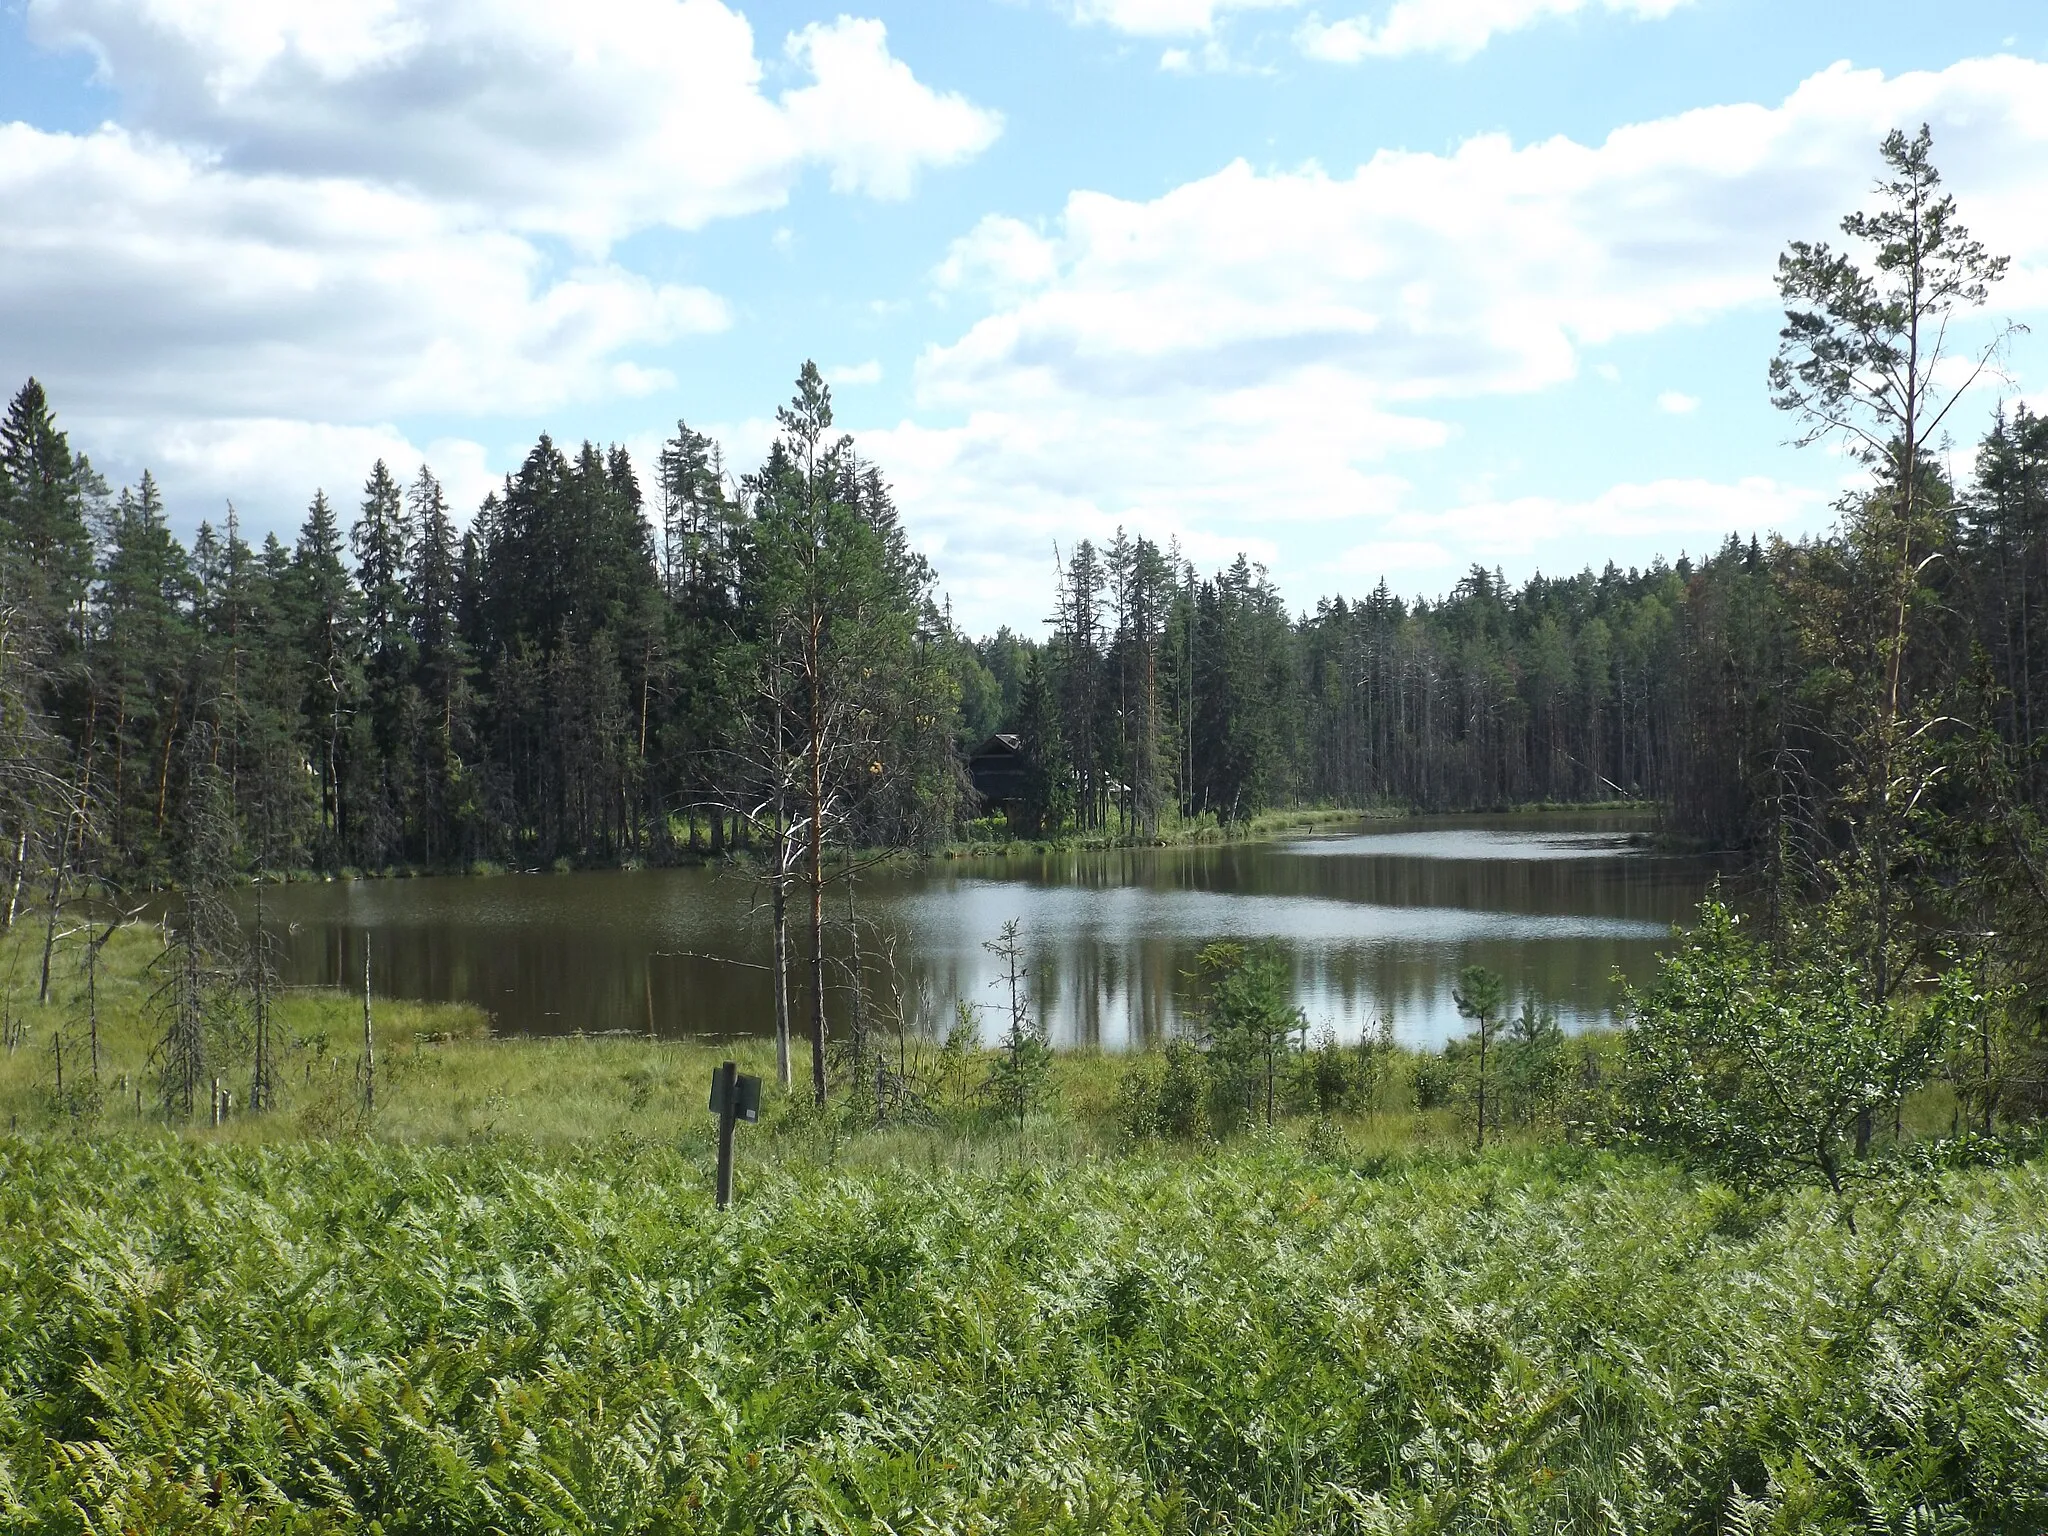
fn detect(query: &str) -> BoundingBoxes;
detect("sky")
[3,0,2047,635]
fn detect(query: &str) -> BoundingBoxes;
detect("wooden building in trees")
[968,733,1032,814]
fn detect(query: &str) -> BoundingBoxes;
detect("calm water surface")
[258,813,1723,1049]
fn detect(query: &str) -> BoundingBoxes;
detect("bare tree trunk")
[361,932,375,1118]
[808,752,827,1108]
[37,822,70,1005]
[2,829,24,932]
[771,869,792,1089]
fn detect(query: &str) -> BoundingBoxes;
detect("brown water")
[255,812,1723,1049]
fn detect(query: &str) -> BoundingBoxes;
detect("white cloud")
[1657,390,1699,414]
[933,215,1062,300]
[888,54,2048,628]
[0,122,734,431]
[1330,476,1828,592]
[7,1,996,541]
[1384,476,1824,559]
[825,360,884,387]
[0,122,726,426]
[27,0,1002,250]
[1299,0,1689,64]
[93,418,502,535]
[780,18,1003,203]
[1067,0,1298,39]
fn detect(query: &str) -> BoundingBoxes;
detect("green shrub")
[1115,1038,1211,1142]
[1414,1047,1458,1110]
[1292,1027,1358,1115]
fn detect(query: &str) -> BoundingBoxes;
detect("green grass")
[4,1136,2046,1531]
[942,804,1400,858]
[7,920,2047,1529]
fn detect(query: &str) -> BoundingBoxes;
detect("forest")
[7,129,2048,1117]
[8,116,2048,1534]
[6,361,2045,880]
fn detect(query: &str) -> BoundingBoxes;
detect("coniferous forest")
[7,362,2044,879]
[1,128,2046,1062]
[4,371,2047,871]
[14,114,2048,1534]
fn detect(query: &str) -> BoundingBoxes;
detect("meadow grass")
[5,920,2045,1530]
[5,1135,2046,1531]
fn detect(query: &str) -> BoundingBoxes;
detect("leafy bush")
[1413,1047,1458,1110]
[1292,1027,1358,1115]
[1621,899,1952,1202]
[1497,1003,1570,1127]
[1116,1038,1211,1142]
[1192,941,1304,1130]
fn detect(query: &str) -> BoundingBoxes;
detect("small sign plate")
[710,1070,764,1123]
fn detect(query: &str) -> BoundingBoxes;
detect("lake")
[255,812,1724,1050]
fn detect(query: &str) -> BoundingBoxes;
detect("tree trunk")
[1476,1021,1489,1152]
[808,762,827,1108]
[771,869,792,1089]
[3,829,25,931]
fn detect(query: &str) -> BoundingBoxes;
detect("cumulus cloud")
[0,122,726,421]
[824,360,884,387]
[1373,476,1824,561]
[892,54,2048,625]
[1065,0,1683,52]
[1299,0,1689,63]
[27,0,1001,249]
[1330,477,1828,590]
[1657,390,1699,414]
[1066,0,1299,39]
[85,417,503,534]
[7,0,996,532]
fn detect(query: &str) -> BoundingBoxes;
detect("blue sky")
[4,0,2046,633]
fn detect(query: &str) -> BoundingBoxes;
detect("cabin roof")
[970,732,1024,759]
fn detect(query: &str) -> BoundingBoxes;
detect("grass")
[7,919,2047,1529]
[942,804,1401,858]
[5,1136,2047,1531]
[5,919,1474,1152]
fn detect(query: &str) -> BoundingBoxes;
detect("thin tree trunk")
[772,868,792,1089]
[808,730,828,1108]
[38,828,68,1006]
[361,932,375,1117]
[3,829,25,931]
[1476,1020,1489,1152]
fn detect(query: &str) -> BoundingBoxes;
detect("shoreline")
[222,798,1666,885]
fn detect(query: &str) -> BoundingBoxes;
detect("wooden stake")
[714,1060,738,1210]
[362,933,375,1118]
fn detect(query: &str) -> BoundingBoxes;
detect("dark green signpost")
[707,1061,761,1209]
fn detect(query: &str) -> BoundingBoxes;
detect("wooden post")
[714,1060,738,1210]
[362,933,375,1118]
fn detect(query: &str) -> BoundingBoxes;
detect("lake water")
[255,812,1723,1050]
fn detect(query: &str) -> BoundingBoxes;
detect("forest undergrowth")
[5,1134,2047,1532]
[6,924,2048,1531]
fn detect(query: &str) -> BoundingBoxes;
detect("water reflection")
[254,813,1721,1049]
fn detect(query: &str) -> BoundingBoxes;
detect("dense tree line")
[2,366,2043,895]
[0,367,964,895]
[4,127,2048,1124]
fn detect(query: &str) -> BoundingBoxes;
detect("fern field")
[4,1137,2046,1533]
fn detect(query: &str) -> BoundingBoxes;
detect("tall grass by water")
[5,1136,2046,1531]
[6,921,2046,1529]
